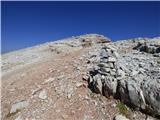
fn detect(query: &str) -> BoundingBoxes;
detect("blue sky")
[1,1,160,53]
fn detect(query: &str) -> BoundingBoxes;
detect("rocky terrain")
[1,34,160,120]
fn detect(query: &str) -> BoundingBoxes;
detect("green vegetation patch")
[116,102,129,117]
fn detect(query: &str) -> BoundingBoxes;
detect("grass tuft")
[116,102,129,117]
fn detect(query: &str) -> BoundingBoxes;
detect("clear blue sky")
[2,1,160,53]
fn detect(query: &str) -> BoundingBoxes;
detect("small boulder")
[113,114,129,120]
[10,100,29,114]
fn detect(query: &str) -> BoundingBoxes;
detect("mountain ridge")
[1,34,160,120]
[3,34,159,55]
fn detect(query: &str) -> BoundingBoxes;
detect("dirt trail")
[2,47,118,120]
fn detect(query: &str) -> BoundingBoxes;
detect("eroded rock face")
[88,45,118,97]
[87,38,160,117]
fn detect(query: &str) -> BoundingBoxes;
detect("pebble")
[62,114,68,119]
[76,82,83,87]
[108,57,116,62]
[38,89,47,100]
[42,77,55,85]
[111,103,117,108]
[82,75,89,81]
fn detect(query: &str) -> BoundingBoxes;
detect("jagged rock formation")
[88,45,118,97]
[1,34,160,120]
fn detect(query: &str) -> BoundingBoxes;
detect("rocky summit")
[1,34,160,120]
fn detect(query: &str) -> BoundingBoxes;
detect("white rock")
[20,73,26,77]
[62,114,68,119]
[114,114,129,120]
[82,75,89,81]
[65,66,68,69]
[94,74,102,94]
[108,57,116,62]
[42,77,55,85]
[130,70,139,76]
[111,103,117,108]
[101,75,105,79]
[67,93,72,99]
[76,82,83,87]
[113,51,119,58]
[10,100,29,113]
[55,109,61,113]
[117,69,126,78]
[38,90,47,100]
[15,115,23,120]
[9,88,15,92]
[67,88,74,99]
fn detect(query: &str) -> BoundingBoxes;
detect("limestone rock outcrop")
[87,38,160,117]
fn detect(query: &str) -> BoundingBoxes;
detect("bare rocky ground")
[1,34,160,120]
